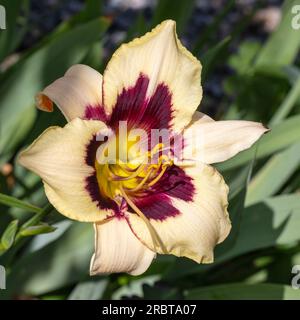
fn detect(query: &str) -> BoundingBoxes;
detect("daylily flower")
[18,20,268,276]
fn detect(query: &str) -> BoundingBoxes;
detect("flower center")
[95,136,172,253]
[95,138,173,201]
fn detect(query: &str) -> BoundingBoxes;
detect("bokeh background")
[1,0,300,300]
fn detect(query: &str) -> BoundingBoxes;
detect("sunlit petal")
[90,218,155,275]
[103,20,202,132]
[127,163,231,263]
[36,64,104,121]
[184,118,269,164]
[18,118,113,222]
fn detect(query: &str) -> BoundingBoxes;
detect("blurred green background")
[1,0,300,300]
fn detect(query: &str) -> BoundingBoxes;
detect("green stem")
[0,192,42,214]
[15,203,54,243]
[1,203,54,266]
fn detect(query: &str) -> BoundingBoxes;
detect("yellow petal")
[36,64,103,121]
[184,118,269,164]
[103,20,202,132]
[127,163,231,263]
[18,118,113,222]
[90,218,155,276]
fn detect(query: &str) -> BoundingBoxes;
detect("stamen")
[119,165,137,172]
[109,163,148,181]
[104,164,119,180]
[149,143,164,157]
[148,163,169,187]
[120,186,167,254]
[128,168,154,192]
[96,138,174,214]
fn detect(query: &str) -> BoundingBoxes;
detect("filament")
[120,186,167,254]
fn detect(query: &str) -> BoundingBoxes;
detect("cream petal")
[90,218,156,276]
[189,110,214,124]
[18,118,113,222]
[127,163,231,263]
[183,119,269,164]
[36,64,103,121]
[103,20,202,132]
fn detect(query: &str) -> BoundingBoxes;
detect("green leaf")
[228,41,261,75]
[217,114,300,171]
[17,203,53,236]
[0,17,109,164]
[193,0,235,54]
[246,143,300,205]
[185,283,300,300]
[255,0,300,67]
[224,71,289,123]
[224,0,300,123]
[68,279,108,300]
[1,220,18,250]
[226,166,250,200]
[3,222,93,297]
[0,0,29,61]
[19,223,56,237]
[164,194,300,280]
[83,0,103,20]
[27,220,72,252]
[0,242,5,253]
[143,282,181,300]
[219,194,300,262]
[125,11,148,42]
[152,0,196,34]
[82,42,103,70]
[216,162,253,255]
[112,275,160,300]
[0,192,42,214]
[269,73,300,126]
[201,37,230,81]
[283,65,300,85]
